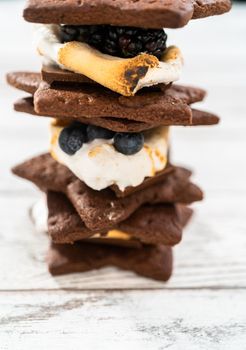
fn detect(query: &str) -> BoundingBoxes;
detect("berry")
[61,25,167,59]
[114,132,144,155]
[87,125,115,142]
[59,123,87,155]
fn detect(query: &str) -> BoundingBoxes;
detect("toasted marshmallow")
[50,122,169,191]
[34,24,183,96]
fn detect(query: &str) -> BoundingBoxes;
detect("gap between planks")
[1,286,246,293]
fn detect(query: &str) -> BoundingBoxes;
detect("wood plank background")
[0,1,245,348]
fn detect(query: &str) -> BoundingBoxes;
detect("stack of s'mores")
[7,0,231,281]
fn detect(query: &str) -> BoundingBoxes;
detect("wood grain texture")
[0,2,245,348]
[1,290,246,350]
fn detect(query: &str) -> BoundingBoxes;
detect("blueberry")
[59,123,87,155]
[87,125,115,141]
[114,133,144,155]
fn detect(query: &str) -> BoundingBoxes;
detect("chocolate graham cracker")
[33,82,204,124]
[7,72,220,128]
[7,72,39,95]
[14,96,220,132]
[47,242,173,281]
[47,191,192,245]
[67,170,201,230]
[6,71,40,95]
[12,153,202,231]
[23,0,231,29]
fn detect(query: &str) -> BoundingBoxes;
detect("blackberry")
[61,25,167,59]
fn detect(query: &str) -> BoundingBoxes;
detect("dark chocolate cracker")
[47,191,192,245]
[6,72,40,95]
[8,71,220,128]
[189,109,219,126]
[14,97,37,116]
[14,97,220,132]
[47,191,142,248]
[23,0,231,29]
[12,153,202,231]
[66,169,201,231]
[47,241,173,281]
[7,71,207,125]
[13,96,158,132]
[34,81,205,125]
[12,153,77,193]
[42,65,95,85]
[193,0,231,19]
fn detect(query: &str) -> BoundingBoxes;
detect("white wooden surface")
[0,2,246,348]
